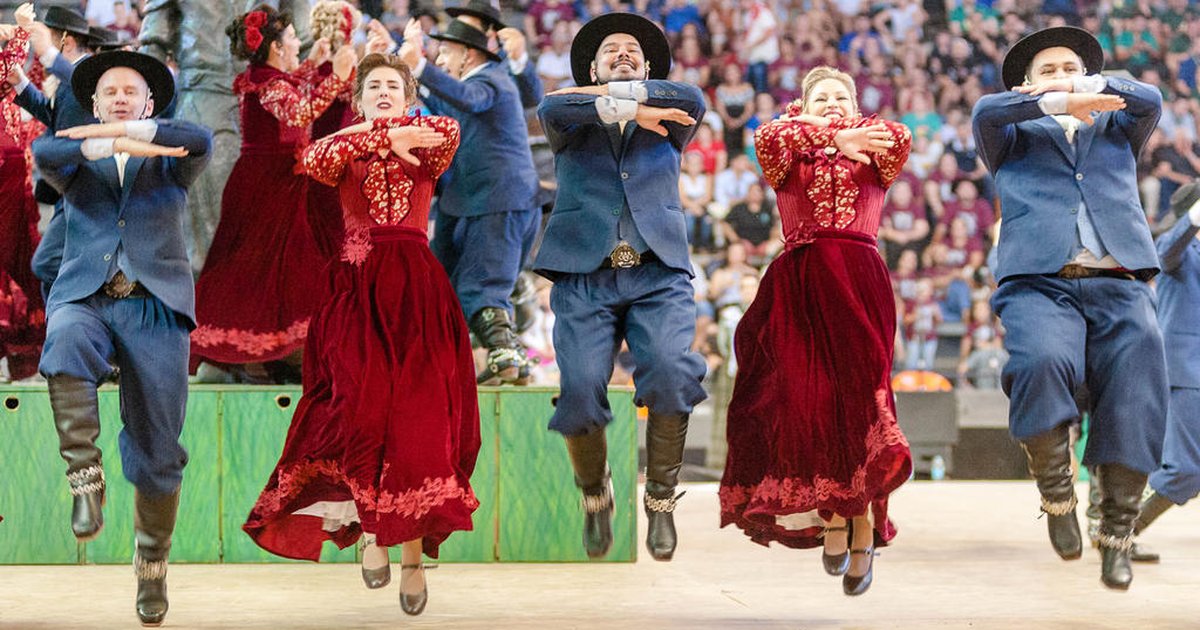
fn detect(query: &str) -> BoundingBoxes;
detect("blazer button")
[117,219,126,227]
[103,254,112,261]
[621,172,629,180]
[612,208,621,216]
[1075,173,1084,181]
[1070,208,1078,214]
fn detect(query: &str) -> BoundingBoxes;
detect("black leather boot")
[48,376,105,541]
[1129,491,1172,563]
[134,489,180,626]
[564,430,612,559]
[1086,465,1102,548]
[644,412,688,561]
[1097,464,1146,590]
[469,307,529,385]
[1019,424,1082,560]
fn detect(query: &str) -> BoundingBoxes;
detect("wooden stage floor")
[1,481,1196,629]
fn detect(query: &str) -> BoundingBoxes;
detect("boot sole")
[74,524,103,543]
[1101,578,1131,591]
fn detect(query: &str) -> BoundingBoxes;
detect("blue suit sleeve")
[31,136,86,193]
[1158,213,1200,273]
[418,64,499,114]
[153,120,214,187]
[14,84,54,127]
[641,81,705,150]
[49,53,74,82]
[971,91,1045,174]
[537,93,604,152]
[514,64,543,109]
[1102,76,1162,157]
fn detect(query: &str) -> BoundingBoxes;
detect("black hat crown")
[43,6,90,38]
[430,19,501,62]
[446,0,505,30]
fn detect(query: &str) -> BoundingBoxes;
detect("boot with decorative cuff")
[1020,424,1082,560]
[48,375,106,541]
[565,430,613,558]
[134,489,180,626]
[1097,463,1147,590]
[644,412,689,561]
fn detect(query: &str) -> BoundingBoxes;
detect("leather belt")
[600,243,658,269]
[101,271,150,299]
[1054,264,1135,281]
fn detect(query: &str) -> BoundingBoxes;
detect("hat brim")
[571,13,670,87]
[1001,26,1104,89]
[445,6,506,30]
[72,51,175,118]
[430,32,502,62]
[44,19,90,38]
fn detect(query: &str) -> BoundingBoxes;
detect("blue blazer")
[1155,214,1200,388]
[419,61,539,217]
[534,81,705,277]
[972,76,1162,282]
[33,120,213,326]
[15,53,94,131]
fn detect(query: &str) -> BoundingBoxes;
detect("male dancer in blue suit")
[445,0,542,109]
[6,6,95,292]
[536,13,707,561]
[398,18,541,385]
[972,26,1166,590]
[34,50,211,625]
[1128,181,1200,552]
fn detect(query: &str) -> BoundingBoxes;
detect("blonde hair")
[311,1,361,51]
[800,66,858,113]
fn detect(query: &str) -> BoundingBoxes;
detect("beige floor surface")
[1,481,1197,630]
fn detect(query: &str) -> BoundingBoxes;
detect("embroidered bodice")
[233,60,351,152]
[303,115,460,263]
[0,28,44,180]
[755,105,911,246]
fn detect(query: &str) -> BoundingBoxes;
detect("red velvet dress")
[0,28,45,380]
[191,61,349,366]
[243,116,481,559]
[719,111,915,549]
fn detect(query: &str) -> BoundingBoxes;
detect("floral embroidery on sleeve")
[257,66,352,129]
[410,115,460,179]
[754,116,839,189]
[867,119,911,187]
[302,127,392,187]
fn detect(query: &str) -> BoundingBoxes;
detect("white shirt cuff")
[39,47,59,69]
[415,57,428,79]
[15,76,29,96]
[596,96,639,124]
[1039,91,1069,115]
[508,53,528,76]
[125,120,158,142]
[607,81,647,103]
[1188,197,1200,226]
[81,138,116,160]
[1073,74,1107,94]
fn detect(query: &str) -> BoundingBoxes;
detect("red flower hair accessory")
[244,10,267,52]
[341,5,354,43]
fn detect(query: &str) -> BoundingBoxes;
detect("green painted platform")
[0,385,638,564]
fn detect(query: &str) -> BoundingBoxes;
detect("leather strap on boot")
[48,376,105,541]
[469,307,529,384]
[1097,463,1147,590]
[134,489,180,626]
[1019,424,1081,560]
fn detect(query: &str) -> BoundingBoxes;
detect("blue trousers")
[431,208,540,321]
[992,275,1167,473]
[1150,386,1200,504]
[549,262,708,437]
[39,293,190,496]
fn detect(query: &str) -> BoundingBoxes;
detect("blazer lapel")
[99,157,122,199]
[620,120,637,155]
[120,156,146,209]
[1034,116,1075,166]
[604,122,623,161]
[1075,116,1100,163]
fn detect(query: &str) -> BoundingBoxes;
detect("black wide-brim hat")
[571,12,669,87]
[446,0,505,30]
[72,51,176,117]
[88,26,121,50]
[430,19,501,62]
[42,6,90,38]
[1001,26,1104,89]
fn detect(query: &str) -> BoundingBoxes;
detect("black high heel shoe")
[399,563,429,616]
[360,537,391,590]
[821,525,850,576]
[842,547,875,596]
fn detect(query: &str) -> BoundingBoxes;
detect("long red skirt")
[243,227,481,560]
[719,230,912,549]
[191,149,325,365]
[0,145,44,380]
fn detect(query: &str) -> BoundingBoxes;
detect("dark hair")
[353,53,418,111]
[227,4,293,65]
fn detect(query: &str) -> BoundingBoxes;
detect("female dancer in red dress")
[243,53,479,617]
[719,66,913,596]
[190,5,355,380]
[0,4,45,381]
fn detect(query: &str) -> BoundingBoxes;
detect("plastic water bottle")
[930,455,946,481]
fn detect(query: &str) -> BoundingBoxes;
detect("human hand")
[833,124,894,164]
[1065,92,1125,125]
[634,105,696,136]
[386,125,446,165]
[113,138,188,158]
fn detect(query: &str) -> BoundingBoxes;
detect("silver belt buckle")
[609,242,641,269]
[103,271,136,299]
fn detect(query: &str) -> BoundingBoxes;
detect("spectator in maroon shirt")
[879,178,930,267]
[923,152,964,222]
[685,121,728,176]
[524,0,577,49]
[768,37,808,106]
[935,179,994,244]
[855,54,896,116]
